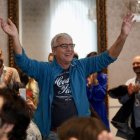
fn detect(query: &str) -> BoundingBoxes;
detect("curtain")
[49,0,97,58]
[20,0,97,60]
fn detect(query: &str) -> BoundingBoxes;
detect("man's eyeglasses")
[54,44,75,49]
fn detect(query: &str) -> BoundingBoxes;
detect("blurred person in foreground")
[12,80,42,140]
[0,88,30,140]
[58,117,114,140]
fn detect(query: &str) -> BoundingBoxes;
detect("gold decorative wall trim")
[97,0,107,53]
[96,0,108,116]
[8,0,19,67]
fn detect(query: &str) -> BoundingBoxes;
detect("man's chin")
[65,58,73,63]
[133,68,140,73]
[135,71,140,74]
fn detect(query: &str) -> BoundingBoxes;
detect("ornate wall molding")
[96,0,108,115]
[8,0,18,67]
[97,0,107,53]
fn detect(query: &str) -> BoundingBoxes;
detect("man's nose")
[133,64,140,68]
[67,46,73,51]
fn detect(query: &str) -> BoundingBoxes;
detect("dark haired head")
[58,117,107,140]
[20,73,29,86]
[0,88,30,140]
[12,82,25,95]
[73,53,79,59]
[86,51,97,58]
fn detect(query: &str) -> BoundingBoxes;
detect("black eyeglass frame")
[53,44,75,49]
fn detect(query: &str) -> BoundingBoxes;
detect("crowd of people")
[0,12,136,140]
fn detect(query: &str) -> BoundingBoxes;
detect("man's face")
[132,56,140,74]
[52,36,74,67]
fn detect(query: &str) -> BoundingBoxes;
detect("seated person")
[58,117,114,140]
[0,88,30,140]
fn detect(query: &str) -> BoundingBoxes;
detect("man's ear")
[52,48,56,55]
[2,123,14,133]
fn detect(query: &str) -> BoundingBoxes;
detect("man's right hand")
[0,18,18,37]
[0,18,22,54]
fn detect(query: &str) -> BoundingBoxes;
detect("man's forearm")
[108,33,127,58]
[12,35,22,55]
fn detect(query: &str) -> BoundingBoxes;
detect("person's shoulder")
[7,66,18,72]
[4,66,20,75]
[4,66,15,70]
